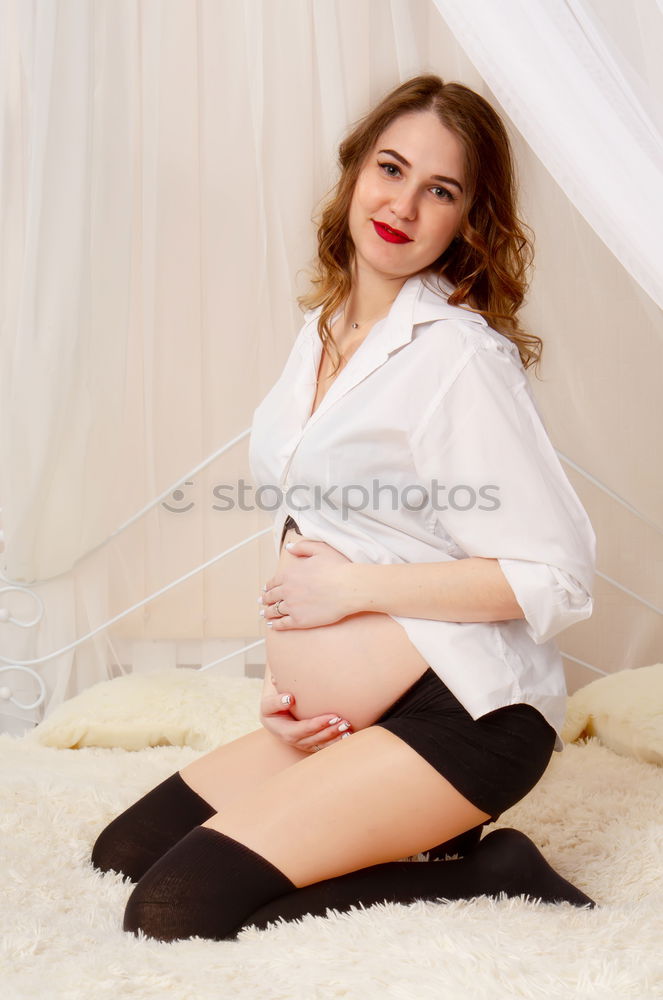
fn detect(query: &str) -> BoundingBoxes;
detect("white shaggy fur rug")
[2,718,663,998]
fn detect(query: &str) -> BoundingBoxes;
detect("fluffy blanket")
[2,716,663,997]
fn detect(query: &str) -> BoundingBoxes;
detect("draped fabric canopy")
[0,0,661,734]
[434,0,663,310]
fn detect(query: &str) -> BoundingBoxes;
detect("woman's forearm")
[343,557,525,624]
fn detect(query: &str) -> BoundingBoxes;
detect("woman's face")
[347,109,466,282]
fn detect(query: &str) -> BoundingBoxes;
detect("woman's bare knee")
[179,726,308,812]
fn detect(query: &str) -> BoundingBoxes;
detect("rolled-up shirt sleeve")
[410,335,597,643]
[496,559,593,644]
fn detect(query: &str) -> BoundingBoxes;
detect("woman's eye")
[378,161,400,177]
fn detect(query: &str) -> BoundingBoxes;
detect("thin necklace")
[342,307,361,330]
[342,308,381,331]
[343,295,397,330]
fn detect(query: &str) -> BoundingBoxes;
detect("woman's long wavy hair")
[297,75,542,376]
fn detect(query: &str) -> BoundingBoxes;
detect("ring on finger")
[274,599,286,617]
[312,744,321,752]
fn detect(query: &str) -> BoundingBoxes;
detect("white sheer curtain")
[0,0,661,735]
[433,0,663,308]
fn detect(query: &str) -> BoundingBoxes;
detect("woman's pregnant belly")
[266,526,431,731]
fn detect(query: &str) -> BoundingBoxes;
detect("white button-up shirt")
[249,269,596,752]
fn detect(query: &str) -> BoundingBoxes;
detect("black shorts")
[374,667,557,823]
[279,515,557,822]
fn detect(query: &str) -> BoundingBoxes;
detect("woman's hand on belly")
[260,537,355,629]
[259,685,354,754]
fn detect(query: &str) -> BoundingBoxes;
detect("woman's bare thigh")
[204,726,492,888]
[179,726,308,813]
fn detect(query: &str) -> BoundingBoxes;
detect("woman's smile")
[372,219,413,243]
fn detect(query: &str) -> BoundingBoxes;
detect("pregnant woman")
[92,75,598,940]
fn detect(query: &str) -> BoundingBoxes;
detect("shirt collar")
[303,268,487,356]
[387,269,488,354]
[296,270,489,429]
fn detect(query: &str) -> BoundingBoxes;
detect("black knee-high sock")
[242,828,596,933]
[91,771,216,882]
[123,826,297,942]
[123,826,595,944]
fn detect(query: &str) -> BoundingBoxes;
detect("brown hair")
[297,74,542,377]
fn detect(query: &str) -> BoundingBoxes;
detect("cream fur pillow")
[561,663,663,765]
[25,669,263,751]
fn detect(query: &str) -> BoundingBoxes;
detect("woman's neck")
[343,267,410,331]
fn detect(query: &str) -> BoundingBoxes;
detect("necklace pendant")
[351,322,359,329]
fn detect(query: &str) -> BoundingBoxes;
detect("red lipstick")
[372,220,412,244]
